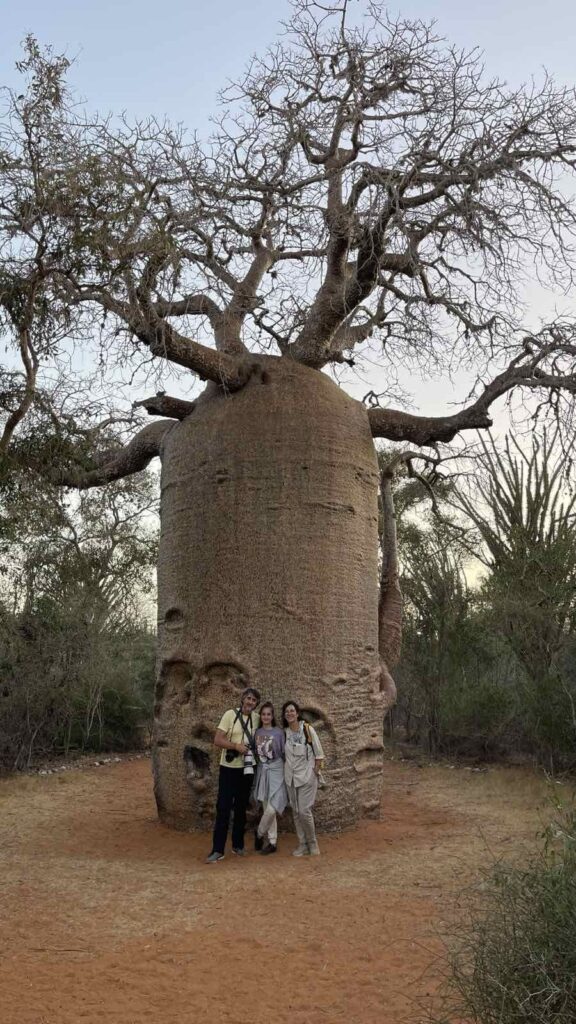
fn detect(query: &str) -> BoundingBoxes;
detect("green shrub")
[438,674,515,757]
[0,607,155,766]
[520,676,576,772]
[433,806,576,1023]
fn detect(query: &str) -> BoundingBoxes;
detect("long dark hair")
[281,700,301,727]
[259,701,277,727]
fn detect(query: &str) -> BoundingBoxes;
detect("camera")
[243,748,256,776]
[225,749,237,763]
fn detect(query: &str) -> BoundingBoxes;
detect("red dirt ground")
[0,755,560,1024]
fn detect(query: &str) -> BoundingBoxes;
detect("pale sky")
[3,0,576,120]
[2,0,576,426]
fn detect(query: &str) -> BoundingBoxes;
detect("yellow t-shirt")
[217,709,260,768]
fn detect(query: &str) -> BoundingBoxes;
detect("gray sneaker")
[205,851,225,863]
[308,842,320,856]
[232,847,248,857]
[292,845,310,857]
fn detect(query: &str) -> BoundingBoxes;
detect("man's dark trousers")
[212,766,254,853]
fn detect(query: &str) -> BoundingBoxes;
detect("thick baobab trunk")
[152,359,386,831]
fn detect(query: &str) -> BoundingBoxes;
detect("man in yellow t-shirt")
[206,686,261,863]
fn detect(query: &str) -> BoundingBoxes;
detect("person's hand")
[236,742,248,755]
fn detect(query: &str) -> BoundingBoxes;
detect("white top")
[284,722,324,787]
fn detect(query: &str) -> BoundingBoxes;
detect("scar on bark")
[154,659,193,725]
[164,606,185,629]
[194,661,249,698]
[157,660,193,708]
[184,663,250,794]
[183,743,212,792]
[354,746,385,774]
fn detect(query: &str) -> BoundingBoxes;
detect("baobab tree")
[3,2,576,829]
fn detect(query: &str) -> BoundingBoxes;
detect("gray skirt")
[254,759,288,814]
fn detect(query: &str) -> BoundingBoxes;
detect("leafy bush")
[0,603,155,766]
[0,468,157,767]
[433,805,576,1023]
[438,674,515,758]
[519,675,576,772]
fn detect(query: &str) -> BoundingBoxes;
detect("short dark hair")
[241,686,261,704]
[259,701,276,727]
[281,700,301,727]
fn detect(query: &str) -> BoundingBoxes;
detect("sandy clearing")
[0,756,562,1024]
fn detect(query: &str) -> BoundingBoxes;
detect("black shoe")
[260,843,277,855]
[254,831,264,852]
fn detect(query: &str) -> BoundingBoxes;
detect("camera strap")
[232,708,255,749]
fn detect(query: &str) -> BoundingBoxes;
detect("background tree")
[453,432,576,768]
[390,432,576,768]
[394,523,515,761]
[375,455,508,760]
[0,463,157,767]
[0,38,88,454]
[2,1,576,828]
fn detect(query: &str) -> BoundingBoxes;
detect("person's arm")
[213,729,248,755]
[213,711,248,755]
[309,726,325,772]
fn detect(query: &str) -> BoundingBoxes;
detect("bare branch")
[154,293,223,322]
[368,403,492,447]
[126,308,254,389]
[369,323,576,445]
[51,421,175,490]
[0,329,39,454]
[134,394,197,420]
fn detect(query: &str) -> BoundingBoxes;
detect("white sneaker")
[292,845,310,857]
[308,842,320,856]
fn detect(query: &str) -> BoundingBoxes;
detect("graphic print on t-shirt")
[256,732,274,762]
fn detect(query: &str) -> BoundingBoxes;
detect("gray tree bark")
[152,359,386,830]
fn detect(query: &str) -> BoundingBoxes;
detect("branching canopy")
[2,3,576,475]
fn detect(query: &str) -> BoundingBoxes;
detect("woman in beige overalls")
[282,700,324,857]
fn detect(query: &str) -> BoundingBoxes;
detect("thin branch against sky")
[3,1,576,126]
[2,0,576,426]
